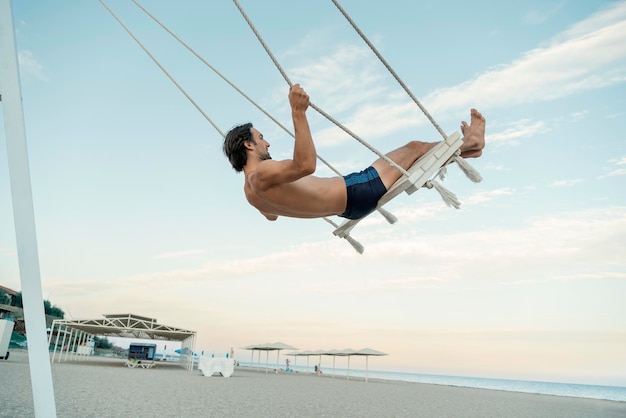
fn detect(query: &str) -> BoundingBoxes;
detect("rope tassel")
[450,153,483,183]
[425,180,461,209]
[377,207,397,224]
[345,235,365,254]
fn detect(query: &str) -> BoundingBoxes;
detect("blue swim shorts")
[340,166,387,220]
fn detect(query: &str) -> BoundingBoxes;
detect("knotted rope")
[100,0,371,253]
[231,0,410,179]
[331,0,482,184]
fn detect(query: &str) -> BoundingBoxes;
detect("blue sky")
[1,0,625,385]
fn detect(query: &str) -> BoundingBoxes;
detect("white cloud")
[0,248,17,258]
[47,206,626,298]
[550,179,583,187]
[484,162,504,171]
[599,168,626,178]
[464,187,514,204]
[487,119,551,146]
[523,1,569,25]
[599,156,626,178]
[154,249,211,260]
[18,50,47,81]
[424,3,626,114]
[286,2,626,148]
[553,271,626,281]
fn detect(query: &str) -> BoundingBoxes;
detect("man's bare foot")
[459,108,485,158]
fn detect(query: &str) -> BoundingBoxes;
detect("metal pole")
[0,1,56,416]
[63,329,74,362]
[51,324,63,363]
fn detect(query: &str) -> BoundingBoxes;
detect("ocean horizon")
[238,361,626,403]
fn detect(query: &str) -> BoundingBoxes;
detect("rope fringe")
[425,180,461,209]
[450,154,483,183]
[345,236,365,254]
[377,207,397,224]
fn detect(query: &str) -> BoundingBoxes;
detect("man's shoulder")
[248,159,286,184]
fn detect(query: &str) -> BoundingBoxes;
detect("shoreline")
[1,350,624,418]
[238,362,626,402]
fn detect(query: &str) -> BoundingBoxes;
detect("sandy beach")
[0,350,624,418]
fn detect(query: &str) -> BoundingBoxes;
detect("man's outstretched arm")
[289,84,316,177]
[251,85,317,190]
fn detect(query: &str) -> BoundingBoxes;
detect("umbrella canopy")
[286,350,316,372]
[352,348,388,382]
[284,347,387,382]
[241,342,297,374]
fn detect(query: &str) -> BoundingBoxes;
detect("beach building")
[49,313,196,370]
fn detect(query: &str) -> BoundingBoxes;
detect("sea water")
[239,362,626,402]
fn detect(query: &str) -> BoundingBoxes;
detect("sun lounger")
[124,359,155,369]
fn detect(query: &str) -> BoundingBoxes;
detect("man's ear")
[243,140,255,151]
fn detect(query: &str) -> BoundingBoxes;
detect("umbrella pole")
[265,351,269,374]
[366,356,369,383]
[332,356,336,379]
[275,350,279,375]
[347,356,351,381]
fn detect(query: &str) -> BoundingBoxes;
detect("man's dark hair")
[223,122,254,172]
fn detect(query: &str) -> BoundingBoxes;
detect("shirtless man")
[223,84,485,221]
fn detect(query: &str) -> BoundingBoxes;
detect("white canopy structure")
[287,347,387,382]
[241,342,297,374]
[49,313,197,370]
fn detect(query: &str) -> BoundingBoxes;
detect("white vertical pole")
[51,325,62,363]
[0,1,57,417]
[63,329,74,361]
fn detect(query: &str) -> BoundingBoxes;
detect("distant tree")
[94,336,113,349]
[47,306,64,318]
[0,289,11,305]
[43,300,64,319]
[12,291,22,308]
[9,292,64,318]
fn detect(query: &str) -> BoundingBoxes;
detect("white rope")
[323,218,364,254]
[449,152,483,183]
[425,180,460,209]
[101,0,371,252]
[99,0,223,137]
[128,0,339,176]
[231,0,410,179]
[131,0,400,223]
[331,0,447,141]
[332,0,483,184]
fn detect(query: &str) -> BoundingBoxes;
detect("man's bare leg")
[371,108,486,190]
[371,141,437,189]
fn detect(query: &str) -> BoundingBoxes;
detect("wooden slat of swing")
[333,132,463,238]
